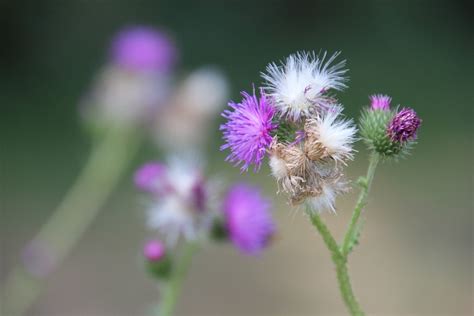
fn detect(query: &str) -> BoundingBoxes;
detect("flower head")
[220,89,278,172]
[369,94,391,111]
[140,158,212,246]
[223,183,275,255]
[143,239,166,262]
[110,26,177,72]
[387,108,421,143]
[262,51,347,120]
[304,106,357,163]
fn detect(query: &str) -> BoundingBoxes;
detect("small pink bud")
[143,240,166,261]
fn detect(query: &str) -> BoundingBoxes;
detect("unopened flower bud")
[143,239,166,261]
[387,108,421,143]
[144,240,172,280]
[359,96,421,158]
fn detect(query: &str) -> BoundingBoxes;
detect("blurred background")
[1,0,472,315]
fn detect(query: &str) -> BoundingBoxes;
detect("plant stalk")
[159,242,198,316]
[342,153,379,256]
[309,213,364,316]
[307,153,380,315]
[2,127,141,316]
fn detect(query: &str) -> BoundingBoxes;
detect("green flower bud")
[359,108,402,157]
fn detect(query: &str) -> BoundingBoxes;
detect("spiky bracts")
[359,95,421,158]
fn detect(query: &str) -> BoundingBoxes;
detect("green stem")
[159,242,198,316]
[2,127,141,316]
[341,153,379,256]
[309,212,364,316]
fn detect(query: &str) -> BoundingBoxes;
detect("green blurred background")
[2,0,473,315]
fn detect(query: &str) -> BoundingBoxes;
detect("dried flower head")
[262,51,347,120]
[387,108,421,143]
[223,183,275,255]
[269,141,349,212]
[306,163,350,213]
[220,89,278,172]
[369,94,391,111]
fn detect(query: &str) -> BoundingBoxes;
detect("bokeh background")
[2,0,473,315]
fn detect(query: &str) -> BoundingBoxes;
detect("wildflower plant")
[134,159,276,315]
[220,51,422,316]
[2,25,229,316]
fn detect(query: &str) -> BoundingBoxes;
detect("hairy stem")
[341,153,379,256]
[2,127,141,316]
[309,213,365,316]
[159,242,198,316]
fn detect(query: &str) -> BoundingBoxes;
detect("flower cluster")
[134,159,276,267]
[359,94,421,158]
[221,52,356,213]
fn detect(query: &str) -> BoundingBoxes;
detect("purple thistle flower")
[110,26,177,72]
[223,183,275,255]
[387,108,421,142]
[220,89,278,172]
[134,162,167,193]
[143,239,166,261]
[369,94,391,111]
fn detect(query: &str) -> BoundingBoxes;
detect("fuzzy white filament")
[306,105,357,164]
[261,51,348,120]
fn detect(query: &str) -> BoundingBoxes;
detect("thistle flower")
[269,141,348,212]
[139,158,212,246]
[369,94,391,111]
[221,51,353,214]
[261,51,347,120]
[110,26,177,73]
[304,106,357,164]
[360,96,421,158]
[223,183,275,255]
[387,108,421,143]
[220,89,278,172]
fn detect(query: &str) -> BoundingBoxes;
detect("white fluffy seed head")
[261,51,348,121]
[306,105,357,163]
